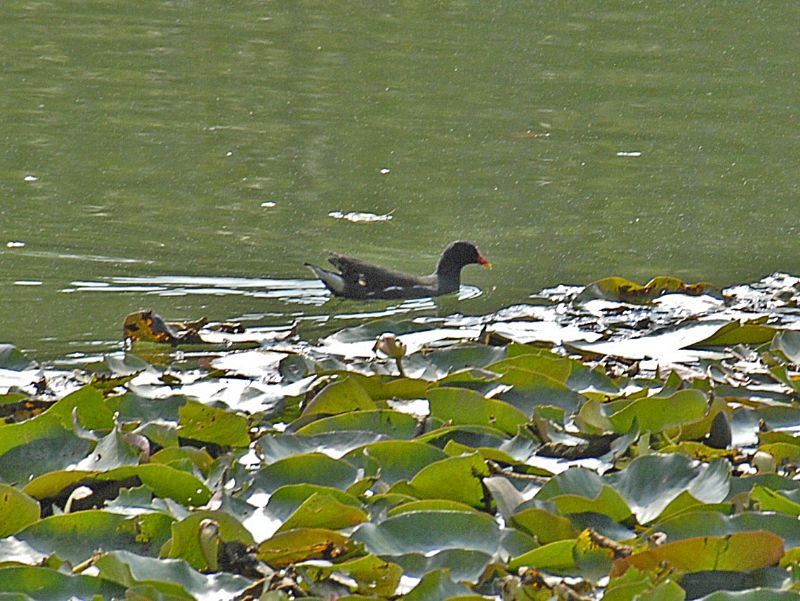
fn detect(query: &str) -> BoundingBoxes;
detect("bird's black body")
[305,240,491,300]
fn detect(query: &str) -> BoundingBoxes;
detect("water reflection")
[64,275,484,321]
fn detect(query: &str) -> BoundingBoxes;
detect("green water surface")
[1,1,798,360]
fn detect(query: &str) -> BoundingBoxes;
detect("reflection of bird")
[305,240,491,300]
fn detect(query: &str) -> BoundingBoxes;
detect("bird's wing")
[327,253,433,292]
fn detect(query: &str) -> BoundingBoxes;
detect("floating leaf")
[0,485,39,537]
[655,510,800,549]
[537,468,632,522]
[302,553,403,597]
[16,510,173,564]
[277,492,368,533]
[575,276,718,304]
[610,531,784,576]
[511,507,577,544]
[386,499,479,516]
[508,539,577,572]
[23,464,211,507]
[401,345,507,381]
[251,452,359,494]
[94,549,252,600]
[302,376,376,417]
[344,440,448,484]
[495,366,584,413]
[427,387,528,436]
[772,330,800,364]
[0,345,36,371]
[178,400,250,447]
[691,319,778,347]
[162,511,254,570]
[403,569,475,601]
[353,510,501,556]
[606,454,730,524]
[751,485,800,517]
[261,484,363,521]
[294,409,419,438]
[408,453,490,508]
[0,566,126,599]
[257,527,350,567]
[605,389,709,434]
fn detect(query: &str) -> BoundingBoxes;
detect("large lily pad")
[610,531,784,576]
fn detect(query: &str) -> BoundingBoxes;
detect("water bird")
[305,240,491,299]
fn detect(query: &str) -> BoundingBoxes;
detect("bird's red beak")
[479,255,492,270]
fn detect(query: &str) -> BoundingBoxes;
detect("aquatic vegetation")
[2,274,800,599]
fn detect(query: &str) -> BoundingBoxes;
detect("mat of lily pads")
[2,273,800,600]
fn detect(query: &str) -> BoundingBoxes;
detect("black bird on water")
[305,240,491,300]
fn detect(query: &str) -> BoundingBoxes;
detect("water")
[1,1,798,360]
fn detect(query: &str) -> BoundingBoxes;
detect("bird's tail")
[305,263,345,295]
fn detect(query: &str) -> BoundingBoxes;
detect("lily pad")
[427,387,528,436]
[0,486,39,537]
[0,566,126,599]
[251,452,360,493]
[408,453,490,508]
[575,276,718,304]
[610,531,784,576]
[352,510,502,556]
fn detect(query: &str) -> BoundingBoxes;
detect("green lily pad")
[344,440,448,484]
[16,510,173,564]
[427,387,528,436]
[260,431,390,464]
[494,366,584,413]
[386,499,480,516]
[575,276,718,304]
[0,566,125,600]
[403,569,475,601]
[301,554,403,597]
[353,510,501,556]
[256,527,351,567]
[276,492,368,533]
[294,409,420,438]
[417,424,516,450]
[537,468,632,522]
[0,345,37,371]
[74,427,144,471]
[23,464,211,507]
[772,330,800,364]
[178,400,250,447]
[508,539,577,572]
[393,549,496,583]
[162,510,255,570]
[610,531,784,576]
[601,389,709,434]
[0,485,39,537]
[302,376,376,417]
[401,345,507,381]
[511,507,578,544]
[655,510,800,549]
[94,549,253,600]
[751,485,800,517]
[408,453,490,508]
[690,319,779,347]
[490,350,618,394]
[606,454,730,524]
[251,452,359,493]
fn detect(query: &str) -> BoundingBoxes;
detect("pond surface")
[1,1,798,360]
